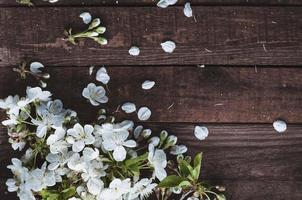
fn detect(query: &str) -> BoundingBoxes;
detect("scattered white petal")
[80,12,92,24]
[89,66,94,75]
[142,80,155,90]
[137,107,151,121]
[184,2,193,17]
[96,67,110,84]
[161,41,176,53]
[121,102,136,113]
[30,62,44,74]
[129,46,140,56]
[273,120,287,133]
[157,0,178,8]
[194,125,209,140]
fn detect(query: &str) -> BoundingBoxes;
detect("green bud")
[93,37,108,45]
[160,130,168,141]
[86,31,99,37]
[89,18,101,30]
[167,135,177,146]
[96,27,106,34]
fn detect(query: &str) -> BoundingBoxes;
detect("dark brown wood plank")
[1,6,302,66]
[1,124,302,199]
[1,66,302,123]
[1,179,302,200]
[1,0,302,6]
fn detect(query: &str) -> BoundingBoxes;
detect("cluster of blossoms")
[1,67,225,200]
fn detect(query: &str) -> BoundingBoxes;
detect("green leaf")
[178,180,192,188]
[178,160,191,177]
[125,153,148,167]
[192,152,202,180]
[61,187,76,199]
[158,175,186,188]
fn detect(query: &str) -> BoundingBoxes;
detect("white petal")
[194,126,209,140]
[142,80,155,90]
[30,62,44,74]
[273,120,287,133]
[184,2,193,17]
[155,167,167,181]
[96,67,110,84]
[121,102,136,113]
[157,0,169,8]
[72,140,85,152]
[113,146,127,161]
[161,41,176,53]
[89,66,94,75]
[123,140,137,148]
[87,178,103,195]
[134,125,143,139]
[137,107,151,121]
[129,46,140,56]
[79,12,92,24]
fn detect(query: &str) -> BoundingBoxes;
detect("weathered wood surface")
[1,123,302,199]
[1,66,302,123]
[1,6,302,66]
[1,0,302,6]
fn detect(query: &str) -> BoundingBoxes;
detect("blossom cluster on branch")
[1,65,225,200]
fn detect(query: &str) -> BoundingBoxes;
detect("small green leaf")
[158,175,186,188]
[178,160,191,177]
[192,152,202,180]
[61,187,76,199]
[178,180,192,188]
[216,194,226,200]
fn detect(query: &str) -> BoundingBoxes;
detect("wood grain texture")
[1,66,302,123]
[1,180,302,200]
[1,123,302,199]
[1,6,302,66]
[1,0,302,6]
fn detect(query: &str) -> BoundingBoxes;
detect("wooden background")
[1,0,302,199]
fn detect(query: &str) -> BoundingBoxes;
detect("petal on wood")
[138,107,152,121]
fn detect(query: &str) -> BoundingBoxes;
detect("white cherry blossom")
[82,83,108,106]
[148,144,167,181]
[96,67,110,84]
[18,87,51,108]
[67,123,95,152]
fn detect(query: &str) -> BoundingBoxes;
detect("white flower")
[80,12,92,24]
[273,120,287,133]
[47,128,69,154]
[96,67,110,84]
[184,2,193,17]
[102,124,136,161]
[82,83,108,106]
[121,102,136,113]
[137,107,151,121]
[128,46,140,56]
[67,123,95,152]
[18,87,51,108]
[46,150,72,171]
[129,178,157,199]
[30,62,44,74]
[170,145,187,155]
[194,126,209,140]
[157,0,178,8]
[142,80,155,90]
[87,177,104,195]
[99,178,131,200]
[148,144,167,181]
[149,136,160,146]
[161,41,176,53]
[0,95,20,116]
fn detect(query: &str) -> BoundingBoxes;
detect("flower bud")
[142,129,152,138]
[160,130,168,141]
[94,37,108,45]
[42,73,50,79]
[89,18,101,30]
[39,80,47,88]
[167,135,177,146]
[96,27,106,34]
